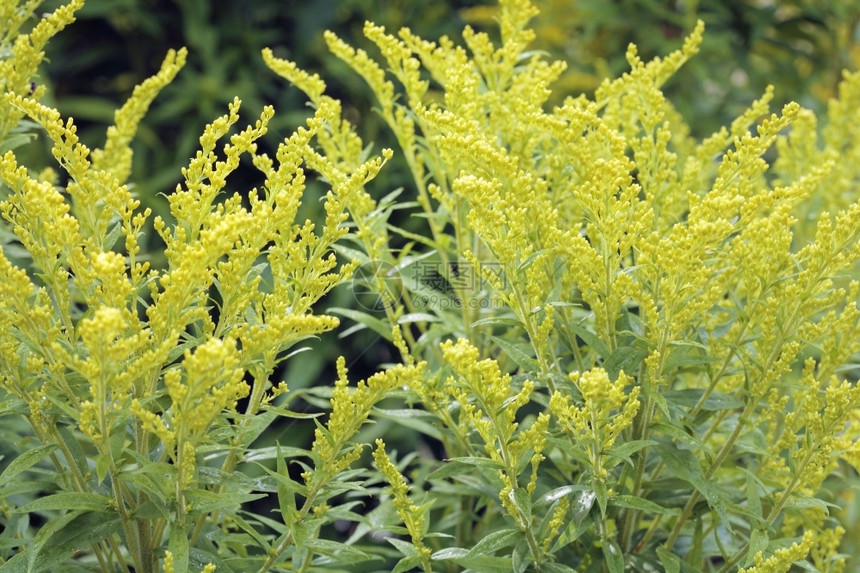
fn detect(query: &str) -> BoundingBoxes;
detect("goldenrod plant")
[2,0,860,572]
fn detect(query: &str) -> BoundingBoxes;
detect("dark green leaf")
[0,512,121,573]
[654,438,730,531]
[686,517,703,568]
[568,322,609,360]
[27,511,82,573]
[604,345,647,380]
[56,426,88,480]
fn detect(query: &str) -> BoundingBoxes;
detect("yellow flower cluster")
[304,358,426,490]
[551,368,640,481]
[441,338,550,531]
[738,531,815,573]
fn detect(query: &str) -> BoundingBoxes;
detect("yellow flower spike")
[363,22,428,108]
[262,48,327,104]
[172,337,248,437]
[306,358,426,489]
[372,440,432,569]
[398,27,467,87]
[323,29,395,117]
[0,0,83,140]
[91,47,187,184]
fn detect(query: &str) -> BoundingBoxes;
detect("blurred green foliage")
[463,0,860,134]
[33,0,859,195]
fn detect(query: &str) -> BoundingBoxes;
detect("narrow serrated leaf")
[0,444,56,488]
[16,492,110,513]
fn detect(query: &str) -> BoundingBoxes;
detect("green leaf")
[593,479,609,517]
[27,511,83,573]
[489,335,540,372]
[184,489,266,515]
[572,489,596,526]
[466,528,521,557]
[541,564,579,573]
[602,538,624,573]
[372,408,443,440]
[276,443,298,524]
[169,526,189,573]
[536,485,584,508]
[0,133,37,153]
[387,537,418,558]
[656,546,681,573]
[130,500,169,520]
[471,315,523,328]
[330,307,393,341]
[432,547,469,561]
[0,512,122,573]
[568,321,609,360]
[654,438,730,531]
[686,517,703,568]
[604,345,647,380]
[392,554,422,573]
[303,538,372,560]
[612,495,666,514]
[56,426,88,479]
[454,553,514,572]
[605,439,657,468]
[428,457,504,480]
[398,312,440,324]
[0,444,56,489]
[16,492,111,513]
[662,389,743,411]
